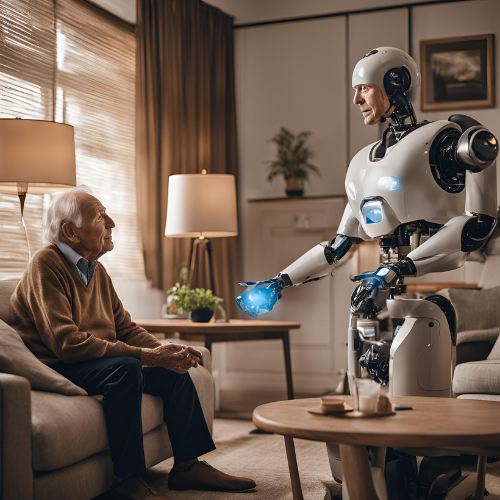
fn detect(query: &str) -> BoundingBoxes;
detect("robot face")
[353,84,392,126]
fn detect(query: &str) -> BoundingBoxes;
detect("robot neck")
[389,93,417,131]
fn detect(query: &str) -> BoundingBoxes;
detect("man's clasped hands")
[140,342,203,373]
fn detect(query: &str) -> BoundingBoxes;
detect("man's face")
[353,84,392,125]
[67,193,115,261]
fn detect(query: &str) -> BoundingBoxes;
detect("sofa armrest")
[161,339,212,374]
[457,327,500,345]
[0,373,33,500]
[456,328,500,365]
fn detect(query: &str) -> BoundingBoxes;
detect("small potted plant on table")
[167,284,222,323]
[266,127,320,197]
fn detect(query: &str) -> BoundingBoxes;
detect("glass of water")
[353,378,380,413]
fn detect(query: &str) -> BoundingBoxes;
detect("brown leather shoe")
[168,460,256,492]
[110,474,171,499]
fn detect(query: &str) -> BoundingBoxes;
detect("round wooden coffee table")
[253,396,500,500]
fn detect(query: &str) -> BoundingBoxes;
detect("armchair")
[0,279,215,500]
[439,250,500,401]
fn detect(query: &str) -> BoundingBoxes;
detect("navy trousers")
[54,356,216,477]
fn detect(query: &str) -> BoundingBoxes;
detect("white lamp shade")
[165,173,238,238]
[0,119,76,194]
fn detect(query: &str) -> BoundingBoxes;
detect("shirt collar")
[57,241,89,267]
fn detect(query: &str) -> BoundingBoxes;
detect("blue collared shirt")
[56,242,98,286]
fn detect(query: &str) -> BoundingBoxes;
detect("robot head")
[352,47,421,100]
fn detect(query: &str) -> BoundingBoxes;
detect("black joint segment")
[324,246,336,265]
[278,273,293,288]
[448,114,482,132]
[461,215,498,252]
[330,235,353,261]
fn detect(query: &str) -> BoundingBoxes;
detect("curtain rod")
[233,0,468,29]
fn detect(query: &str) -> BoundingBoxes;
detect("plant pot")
[285,178,304,197]
[189,308,214,323]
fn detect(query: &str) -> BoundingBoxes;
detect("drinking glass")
[353,378,380,413]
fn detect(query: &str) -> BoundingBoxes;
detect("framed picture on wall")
[420,34,494,111]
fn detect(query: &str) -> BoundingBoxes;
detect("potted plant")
[167,284,222,323]
[266,127,320,197]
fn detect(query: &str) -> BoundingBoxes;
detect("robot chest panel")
[345,120,465,237]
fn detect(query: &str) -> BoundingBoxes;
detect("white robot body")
[344,120,464,239]
[387,298,452,397]
[238,45,498,500]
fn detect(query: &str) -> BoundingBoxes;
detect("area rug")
[102,418,500,499]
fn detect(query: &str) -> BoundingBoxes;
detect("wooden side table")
[253,396,500,500]
[135,319,301,400]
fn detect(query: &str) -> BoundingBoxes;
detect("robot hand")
[236,278,284,318]
[350,278,382,314]
[353,258,416,289]
[351,259,416,314]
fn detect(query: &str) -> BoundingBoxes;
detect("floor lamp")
[165,173,238,294]
[0,119,76,258]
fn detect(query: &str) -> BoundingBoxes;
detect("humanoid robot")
[237,47,498,499]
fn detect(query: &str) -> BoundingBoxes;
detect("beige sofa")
[0,279,214,500]
[439,250,500,401]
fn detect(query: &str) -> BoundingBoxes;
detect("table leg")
[282,332,294,400]
[284,436,303,500]
[339,444,379,500]
[475,455,486,500]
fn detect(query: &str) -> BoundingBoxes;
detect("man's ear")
[61,222,80,243]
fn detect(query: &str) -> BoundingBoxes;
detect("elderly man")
[10,186,256,500]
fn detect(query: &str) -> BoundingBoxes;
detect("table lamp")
[0,119,76,258]
[165,172,238,292]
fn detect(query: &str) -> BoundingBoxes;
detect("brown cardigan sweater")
[10,245,161,366]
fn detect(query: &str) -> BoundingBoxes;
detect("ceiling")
[88,0,136,24]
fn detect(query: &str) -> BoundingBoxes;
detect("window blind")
[0,0,55,278]
[55,0,144,278]
[0,0,145,280]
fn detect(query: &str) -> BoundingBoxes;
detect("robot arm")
[450,114,498,172]
[351,212,497,312]
[237,204,362,317]
[407,214,496,276]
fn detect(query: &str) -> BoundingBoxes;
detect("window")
[0,0,145,279]
[0,0,55,277]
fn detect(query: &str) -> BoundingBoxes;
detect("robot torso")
[345,120,465,239]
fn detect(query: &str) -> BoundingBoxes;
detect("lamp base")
[18,189,32,260]
[188,237,215,292]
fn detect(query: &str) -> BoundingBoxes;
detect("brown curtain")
[136,0,241,317]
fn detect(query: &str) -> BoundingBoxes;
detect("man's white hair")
[42,185,94,246]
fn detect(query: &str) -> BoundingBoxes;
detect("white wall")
[205,0,449,25]
[113,279,164,320]
[411,0,500,199]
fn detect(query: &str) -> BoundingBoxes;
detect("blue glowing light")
[377,175,400,191]
[389,176,399,190]
[237,280,283,318]
[366,208,382,224]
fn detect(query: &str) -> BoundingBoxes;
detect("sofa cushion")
[445,286,500,332]
[31,363,213,471]
[0,279,18,324]
[0,320,87,396]
[453,359,500,395]
[478,255,500,289]
[31,391,164,471]
[457,394,500,402]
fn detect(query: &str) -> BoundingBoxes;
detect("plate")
[307,403,354,416]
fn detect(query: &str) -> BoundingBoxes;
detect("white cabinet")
[223,196,358,396]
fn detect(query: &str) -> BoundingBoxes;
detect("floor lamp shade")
[0,119,76,194]
[165,174,238,238]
